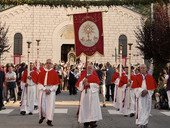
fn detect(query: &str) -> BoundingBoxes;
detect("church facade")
[0,5,144,66]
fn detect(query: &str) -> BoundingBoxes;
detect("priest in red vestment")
[131,64,158,128]
[37,59,61,126]
[76,64,102,128]
[20,63,38,115]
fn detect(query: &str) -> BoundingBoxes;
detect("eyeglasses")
[46,62,52,64]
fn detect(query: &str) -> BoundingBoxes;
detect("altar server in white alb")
[118,67,135,117]
[131,64,157,128]
[76,64,102,128]
[38,59,61,126]
[111,65,125,110]
[20,63,38,115]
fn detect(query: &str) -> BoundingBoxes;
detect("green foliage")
[135,3,170,82]
[0,0,169,7]
[0,23,10,63]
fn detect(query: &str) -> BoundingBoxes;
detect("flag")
[73,12,104,58]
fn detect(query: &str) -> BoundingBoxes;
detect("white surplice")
[134,75,153,126]
[20,80,36,113]
[78,79,102,123]
[113,78,120,109]
[119,83,131,115]
[38,69,58,121]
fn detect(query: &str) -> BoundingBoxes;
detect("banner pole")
[85,56,88,93]
[26,41,32,106]
[127,43,133,109]
[119,44,123,103]
[36,40,40,99]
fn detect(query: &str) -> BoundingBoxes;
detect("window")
[14,33,22,55]
[119,35,127,57]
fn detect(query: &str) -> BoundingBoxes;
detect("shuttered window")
[14,33,22,55]
[119,35,127,57]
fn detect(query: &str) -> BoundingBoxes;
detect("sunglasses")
[46,62,52,64]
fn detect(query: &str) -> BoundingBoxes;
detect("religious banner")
[73,12,104,58]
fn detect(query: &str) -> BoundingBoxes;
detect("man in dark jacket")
[0,68,5,111]
[96,64,104,92]
[105,62,115,101]
[69,65,77,95]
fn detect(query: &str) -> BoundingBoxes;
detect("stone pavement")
[0,91,170,128]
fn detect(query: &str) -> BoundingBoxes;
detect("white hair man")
[76,64,102,128]
[131,64,158,128]
[38,59,61,126]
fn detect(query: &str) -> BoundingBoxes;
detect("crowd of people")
[0,59,170,128]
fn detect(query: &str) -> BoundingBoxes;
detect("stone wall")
[0,5,144,66]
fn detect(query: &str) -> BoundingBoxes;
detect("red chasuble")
[131,74,158,90]
[33,66,45,72]
[21,70,39,84]
[75,70,98,87]
[118,74,135,88]
[37,69,61,86]
[39,67,45,72]
[111,72,125,83]
[75,73,100,88]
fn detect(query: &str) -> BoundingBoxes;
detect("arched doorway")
[61,44,74,63]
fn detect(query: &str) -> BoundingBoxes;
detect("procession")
[0,0,170,128]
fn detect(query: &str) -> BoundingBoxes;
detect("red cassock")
[75,70,98,87]
[33,66,45,72]
[131,74,158,90]
[39,67,45,72]
[111,72,125,83]
[33,66,37,72]
[21,70,39,84]
[37,69,61,86]
[118,74,135,88]
[75,73,100,88]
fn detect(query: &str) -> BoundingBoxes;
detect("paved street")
[0,91,170,128]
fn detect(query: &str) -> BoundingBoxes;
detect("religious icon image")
[78,21,99,47]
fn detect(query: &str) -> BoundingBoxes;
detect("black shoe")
[124,115,128,117]
[90,124,97,128]
[90,122,97,128]
[47,120,53,126]
[84,122,90,127]
[116,109,120,111]
[28,112,33,115]
[1,107,6,110]
[130,113,135,117]
[39,117,45,124]
[20,111,26,115]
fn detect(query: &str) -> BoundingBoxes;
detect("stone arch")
[52,21,74,63]
[3,15,9,20]
[118,11,123,16]
[124,13,128,17]
[19,9,25,13]
[8,13,14,17]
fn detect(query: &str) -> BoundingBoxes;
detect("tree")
[0,0,169,7]
[135,3,170,83]
[0,23,10,65]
